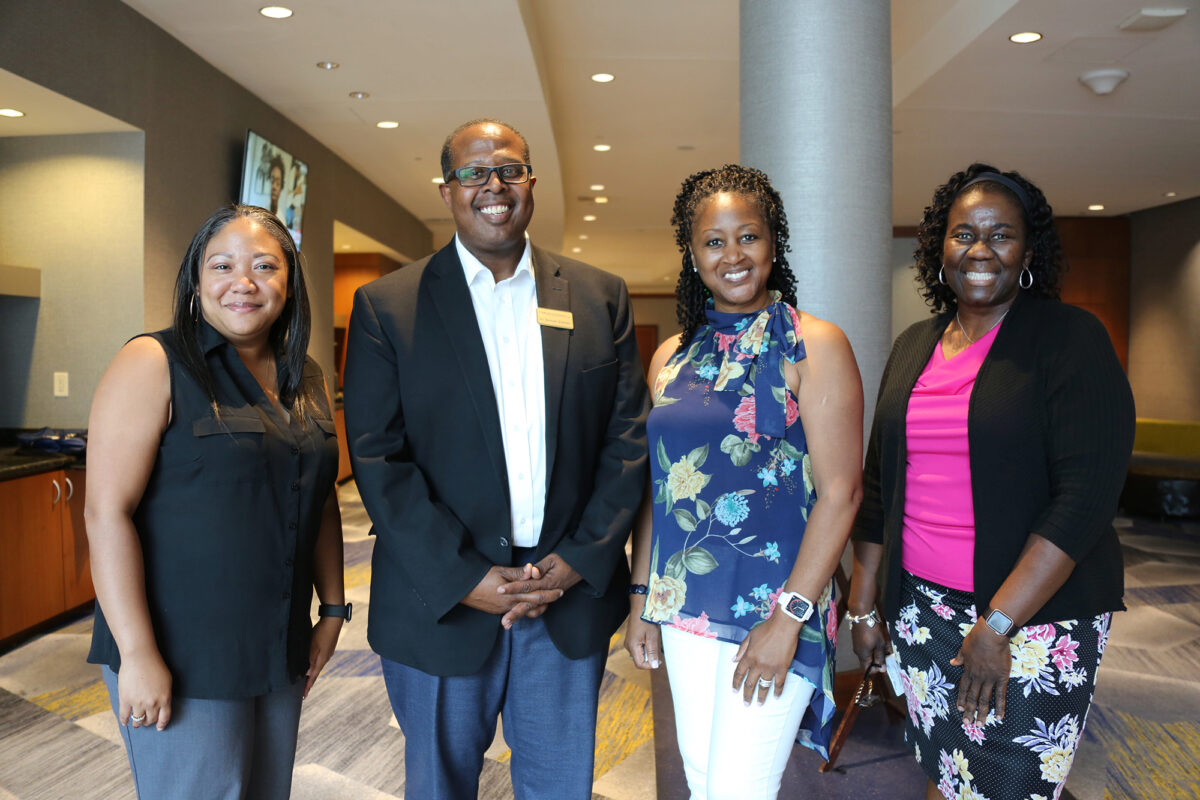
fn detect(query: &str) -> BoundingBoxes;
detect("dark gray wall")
[1129,195,1200,421]
[0,0,432,379]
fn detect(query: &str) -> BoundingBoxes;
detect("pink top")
[900,321,1003,591]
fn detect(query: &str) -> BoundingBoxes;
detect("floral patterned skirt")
[890,571,1111,800]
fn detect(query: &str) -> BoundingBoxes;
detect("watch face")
[986,609,1012,635]
[786,596,812,620]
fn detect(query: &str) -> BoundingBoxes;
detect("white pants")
[661,625,816,800]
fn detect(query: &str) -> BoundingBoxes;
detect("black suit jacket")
[344,241,649,676]
[852,292,1134,625]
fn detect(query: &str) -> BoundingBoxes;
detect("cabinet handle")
[52,478,62,506]
[65,476,75,501]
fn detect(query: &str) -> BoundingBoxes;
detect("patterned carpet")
[0,483,1196,799]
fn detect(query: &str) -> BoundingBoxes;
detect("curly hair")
[669,164,798,349]
[914,162,1064,313]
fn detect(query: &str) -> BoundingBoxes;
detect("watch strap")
[318,602,352,622]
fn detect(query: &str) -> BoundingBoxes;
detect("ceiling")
[6,1,1197,290]
[0,69,137,136]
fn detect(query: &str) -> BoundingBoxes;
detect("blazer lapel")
[426,244,508,483]
[533,247,570,486]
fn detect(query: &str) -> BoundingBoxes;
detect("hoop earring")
[1019,267,1033,289]
[938,266,947,285]
[189,294,198,319]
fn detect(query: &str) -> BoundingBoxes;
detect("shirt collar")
[197,317,229,354]
[455,234,534,289]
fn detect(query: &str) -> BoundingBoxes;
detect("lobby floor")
[0,482,1197,799]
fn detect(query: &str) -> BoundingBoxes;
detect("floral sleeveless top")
[641,294,837,757]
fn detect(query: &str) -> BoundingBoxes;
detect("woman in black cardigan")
[849,163,1134,800]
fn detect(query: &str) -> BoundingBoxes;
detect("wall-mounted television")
[239,130,308,248]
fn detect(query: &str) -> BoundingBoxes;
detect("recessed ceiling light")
[593,144,611,152]
[591,73,615,83]
[432,177,445,184]
[1009,31,1042,43]
[583,215,597,222]
[348,91,370,99]
[578,234,588,240]
[316,61,339,70]
[589,184,605,192]
[0,108,25,117]
[572,247,583,253]
[1165,191,1177,197]
[340,244,352,250]
[1087,204,1105,211]
[259,6,293,19]
[594,197,609,204]
[376,121,399,129]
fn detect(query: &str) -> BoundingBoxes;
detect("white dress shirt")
[456,235,547,548]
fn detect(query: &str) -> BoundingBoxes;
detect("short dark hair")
[170,204,316,418]
[914,162,1064,313]
[669,164,798,349]
[440,118,530,181]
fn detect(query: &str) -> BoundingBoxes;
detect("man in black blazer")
[343,119,648,800]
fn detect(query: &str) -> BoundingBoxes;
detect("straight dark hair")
[170,204,315,419]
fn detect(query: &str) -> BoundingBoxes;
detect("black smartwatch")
[318,602,352,622]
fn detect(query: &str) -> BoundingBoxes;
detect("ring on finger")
[130,712,147,723]
[757,677,773,689]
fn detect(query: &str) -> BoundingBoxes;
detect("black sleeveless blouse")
[88,322,339,699]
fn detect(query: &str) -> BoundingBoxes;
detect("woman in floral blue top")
[625,165,864,799]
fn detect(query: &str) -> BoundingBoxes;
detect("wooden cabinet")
[61,470,93,608]
[0,468,91,641]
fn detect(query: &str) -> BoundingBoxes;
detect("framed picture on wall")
[239,129,308,248]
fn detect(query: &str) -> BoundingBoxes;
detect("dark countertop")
[0,447,79,481]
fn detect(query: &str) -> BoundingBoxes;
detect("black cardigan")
[852,292,1135,625]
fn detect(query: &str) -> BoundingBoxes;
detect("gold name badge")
[537,307,574,330]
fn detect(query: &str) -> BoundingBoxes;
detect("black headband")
[958,172,1034,222]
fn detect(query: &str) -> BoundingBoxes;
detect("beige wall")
[0,133,144,428]
[630,295,678,348]
[1129,196,1200,422]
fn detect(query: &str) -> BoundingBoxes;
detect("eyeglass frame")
[445,163,533,187]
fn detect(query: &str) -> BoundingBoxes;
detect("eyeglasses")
[448,163,532,187]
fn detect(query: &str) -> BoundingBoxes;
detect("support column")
[740,0,893,441]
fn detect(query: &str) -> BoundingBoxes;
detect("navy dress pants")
[381,614,606,800]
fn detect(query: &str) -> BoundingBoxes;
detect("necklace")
[956,308,1009,345]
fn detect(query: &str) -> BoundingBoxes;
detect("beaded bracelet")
[628,584,649,595]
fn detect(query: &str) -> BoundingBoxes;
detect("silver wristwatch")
[984,608,1014,637]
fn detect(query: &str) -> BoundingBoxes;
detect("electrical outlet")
[53,372,69,397]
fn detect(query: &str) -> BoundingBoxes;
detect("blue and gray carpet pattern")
[0,484,1195,799]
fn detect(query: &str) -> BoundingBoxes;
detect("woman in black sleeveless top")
[85,205,345,799]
